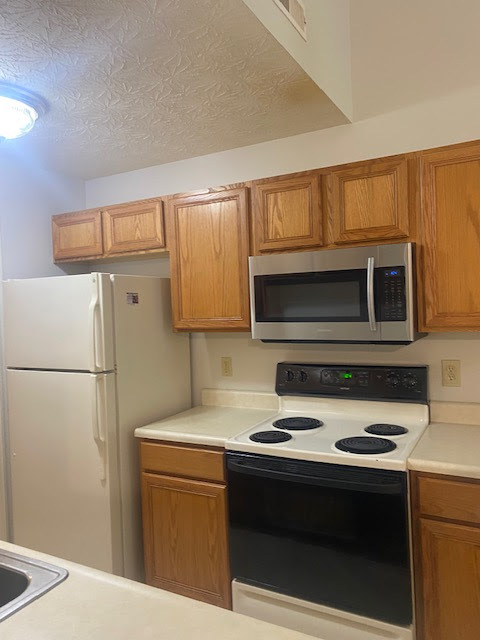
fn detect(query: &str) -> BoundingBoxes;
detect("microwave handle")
[367,256,377,332]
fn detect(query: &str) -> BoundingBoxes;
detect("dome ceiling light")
[0,83,47,140]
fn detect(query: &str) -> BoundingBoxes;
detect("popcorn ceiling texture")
[0,0,347,179]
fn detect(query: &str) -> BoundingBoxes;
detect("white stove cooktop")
[226,396,429,471]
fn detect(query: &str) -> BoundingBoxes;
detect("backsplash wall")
[190,332,480,406]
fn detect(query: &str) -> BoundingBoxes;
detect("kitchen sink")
[0,549,68,622]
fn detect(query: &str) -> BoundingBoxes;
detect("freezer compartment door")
[7,369,122,574]
[4,273,114,372]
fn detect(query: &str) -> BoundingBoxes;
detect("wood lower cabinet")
[327,156,412,246]
[140,440,231,609]
[411,472,480,640]
[419,142,480,331]
[251,172,323,254]
[52,208,103,260]
[102,198,165,256]
[167,188,250,331]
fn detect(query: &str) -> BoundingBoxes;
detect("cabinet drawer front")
[140,441,225,483]
[418,475,480,525]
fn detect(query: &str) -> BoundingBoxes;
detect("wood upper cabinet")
[411,472,480,640]
[251,172,322,254]
[419,143,480,331]
[167,188,250,331]
[327,156,411,245]
[140,441,231,609]
[52,198,167,262]
[102,199,165,255]
[52,209,103,261]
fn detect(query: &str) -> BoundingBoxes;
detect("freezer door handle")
[88,277,104,372]
[91,375,107,482]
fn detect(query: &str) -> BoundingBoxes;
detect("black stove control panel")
[275,363,428,403]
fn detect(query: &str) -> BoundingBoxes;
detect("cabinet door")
[327,157,410,245]
[141,472,231,609]
[416,518,480,640]
[420,144,480,330]
[52,209,103,261]
[252,173,322,253]
[167,188,250,331]
[102,199,165,256]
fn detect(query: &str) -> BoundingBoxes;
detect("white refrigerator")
[3,273,191,580]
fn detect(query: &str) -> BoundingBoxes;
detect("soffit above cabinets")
[0,0,347,179]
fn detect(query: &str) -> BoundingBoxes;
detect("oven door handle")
[227,460,403,495]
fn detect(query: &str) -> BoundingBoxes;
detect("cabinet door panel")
[252,174,322,253]
[421,144,480,330]
[102,199,165,255]
[168,188,250,330]
[141,472,231,609]
[328,158,410,245]
[52,209,103,261]
[417,518,480,640]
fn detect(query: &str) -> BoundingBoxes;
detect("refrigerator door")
[3,273,114,372]
[7,369,122,574]
[111,275,191,581]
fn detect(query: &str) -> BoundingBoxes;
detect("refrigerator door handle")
[88,277,104,372]
[91,375,107,482]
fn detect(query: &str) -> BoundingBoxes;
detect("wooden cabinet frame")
[140,441,231,610]
[411,471,480,640]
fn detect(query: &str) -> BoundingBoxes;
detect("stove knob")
[322,370,332,383]
[285,369,295,382]
[298,370,308,383]
[386,373,401,388]
[403,374,419,389]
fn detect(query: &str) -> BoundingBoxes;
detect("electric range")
[226,362,429,640]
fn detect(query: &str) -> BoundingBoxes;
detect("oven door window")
[227,453,411,627]
[254,269,368,323]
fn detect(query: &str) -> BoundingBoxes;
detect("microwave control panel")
[276,362,428,403]
[378,266,406,321]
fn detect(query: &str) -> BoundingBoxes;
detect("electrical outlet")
[221,356,233,377]
[441,360,461,387]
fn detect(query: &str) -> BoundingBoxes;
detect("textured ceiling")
[0,0,347,179]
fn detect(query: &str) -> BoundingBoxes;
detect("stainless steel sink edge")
[0,549,68,622]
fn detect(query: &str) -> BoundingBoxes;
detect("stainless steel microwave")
[249,242,424,343]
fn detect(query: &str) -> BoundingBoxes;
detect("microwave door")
[251,265,381,342]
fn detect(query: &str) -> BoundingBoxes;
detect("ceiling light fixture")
[0,82,47,140]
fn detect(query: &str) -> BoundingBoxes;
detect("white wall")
[0,149,86,279]
[85,82,480,408]
[241,0,352,119]
[190,333,479,406]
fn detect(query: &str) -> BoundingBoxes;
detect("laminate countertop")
[408,420,480,480]
[0,541,313,640]
[135,389,278,446]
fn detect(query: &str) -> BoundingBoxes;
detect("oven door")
[227,452,412,627]
[249,248,381,342]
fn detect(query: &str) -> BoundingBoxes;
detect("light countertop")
[135,389,278,446]
[0,541,313,640]
[408,421,480,479]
